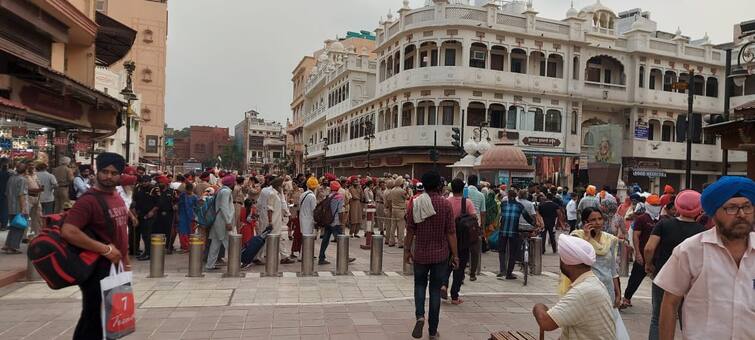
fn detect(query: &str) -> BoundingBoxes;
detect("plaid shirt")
[406,192,455,265]
[500,200,533,237]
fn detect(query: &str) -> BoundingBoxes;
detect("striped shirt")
[547,272,616,340]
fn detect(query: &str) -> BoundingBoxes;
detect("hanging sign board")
[11,127,27,137]
[35,136,47,147]
[53,136,68,146]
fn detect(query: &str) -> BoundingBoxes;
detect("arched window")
[490,46,507,71]
[511,48,527,74]
[529,51,546,76]
[547,54,564,78]
[706,77,718,97]
[693,75,705,96]
[394,51,401,75]
[661,121,674,142]
[401,103,413,127]
[638,66,645,88]
[545,110,562,132]
[572,56,579,80]
[143,29,154,43]
[663,71,676,92]
[404,45,416,70]
[469,43,487,69]
[583,131,594,146]
[467,102,486,126]
[648,119,661,141]
[386,55,394,78]
[489,104,506,128]
[534,108,545,131]
[507,105,521,130]
[649,68,662,90]
[440,101,457,125]
[379,60,386,81]
[419,42,438,67]
[585,55,625,85]
[142,68,152,83]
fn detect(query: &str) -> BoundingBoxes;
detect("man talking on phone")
[404,171,457,340]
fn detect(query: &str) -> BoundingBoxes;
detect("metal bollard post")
[530,237,542,275]
[187,234,204,277]
[149,234,166,278]
[223,234,244,278]
[336,234,349,275]
[370,234,384,275]
[264,234,280,277]
[619,241,630,277]
[301,235,315,276]
[25,257,42,281]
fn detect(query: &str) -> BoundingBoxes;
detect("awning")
[95,12,137,67]
[0,97,28,116]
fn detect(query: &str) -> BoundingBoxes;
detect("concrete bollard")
[148,234,166,278]
[223,234,244,278]
[264,234,281,277]
[530,236,542,275]
[25,257,42,282]
[301,235,315,276]
[369,235,384,275]
[187,234,204,277]
[336,234,349,275]
[619,241,630,277]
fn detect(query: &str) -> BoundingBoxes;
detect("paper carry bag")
[100,262,135,339]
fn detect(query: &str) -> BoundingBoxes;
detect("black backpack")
[27,192,113,290]
[313,195,335,229]
[455,197,480,250]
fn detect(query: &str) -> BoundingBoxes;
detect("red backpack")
[27,193,112,290]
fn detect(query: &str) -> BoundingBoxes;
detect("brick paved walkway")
[0,232,663,339]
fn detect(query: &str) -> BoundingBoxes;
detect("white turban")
[60,156,71,165]
[558,234,596,266]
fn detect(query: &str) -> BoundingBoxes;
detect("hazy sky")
[164,0,755,133]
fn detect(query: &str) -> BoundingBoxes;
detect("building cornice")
[31,0,98,44]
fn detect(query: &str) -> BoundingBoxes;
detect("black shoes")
[412,318,425,339]
[136,255,150,261]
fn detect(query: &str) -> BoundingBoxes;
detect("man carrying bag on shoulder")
[61,153,132,339]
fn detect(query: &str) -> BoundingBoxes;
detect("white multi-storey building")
[234,110,285,173]
[300,0,747,191]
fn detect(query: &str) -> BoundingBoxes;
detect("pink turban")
[675,190,702,218]
[558,234,596,266]
[221,175,236,187]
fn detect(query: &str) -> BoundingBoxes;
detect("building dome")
[474,142,532,171]
[331,41,345,52]
[566,5,578,18]
[580,0,614,15]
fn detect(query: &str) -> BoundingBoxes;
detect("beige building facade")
[96,0,168,164]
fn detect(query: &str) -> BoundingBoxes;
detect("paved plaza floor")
[0,232,662,339]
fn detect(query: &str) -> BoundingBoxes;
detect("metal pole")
[336,234,349,275]
[530,237,542,275]
[187,234,204,277]
[685,70,695,189]
[223,234,244,278]
[149,234,166,278]
[366,137,371,171]
[301,235,315,276]
[264,234,280,277]
[370,235,384,275]
[618,241,630,277]
[723,48,732,176]
[433,130,437,171]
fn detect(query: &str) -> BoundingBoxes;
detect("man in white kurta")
[205,178,234,270]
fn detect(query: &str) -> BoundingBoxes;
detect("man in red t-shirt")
[61,152,129,340]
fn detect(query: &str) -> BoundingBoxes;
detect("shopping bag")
[100,262,135,339]
[488,230,500,250]
[10,214,28,230]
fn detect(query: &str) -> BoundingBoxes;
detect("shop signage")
[634,119,649,139]
[11,127,27,137]
[74,143,89,152]
[11,150,33,159]
[522,137,561,147]
[498,170,510,186]
[53,136,68,146]
[511,177,533,189]
[35,136,47,147]
[632,168,667,178]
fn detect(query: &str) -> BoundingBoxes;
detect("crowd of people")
[1,152,752,340]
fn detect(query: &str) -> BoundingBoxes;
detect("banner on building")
[634,118,649,139]
[583,124,623,164]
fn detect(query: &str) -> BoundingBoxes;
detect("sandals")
[451,298,464,305]
[440,285,448,300]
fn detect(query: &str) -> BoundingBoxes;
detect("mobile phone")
[590,229,597,237]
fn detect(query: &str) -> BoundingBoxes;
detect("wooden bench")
[489,330,543,340]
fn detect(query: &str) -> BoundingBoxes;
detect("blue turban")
[701,176,755,215]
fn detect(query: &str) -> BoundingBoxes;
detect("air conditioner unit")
[472,51,486,60]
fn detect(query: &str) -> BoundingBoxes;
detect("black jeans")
[567,220,577,232]
[139,217,154,255]
[450,250,470,300]
[318,225,343,261]
[540,224,557,254]
[469,238,481,276]
[73,260,111,340]
[497,233,519,276]
[414,261,447,336]
[624,260,646,300]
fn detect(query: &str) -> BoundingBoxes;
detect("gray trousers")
[205,237,228,269]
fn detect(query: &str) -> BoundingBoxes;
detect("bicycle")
[516,227,541,286]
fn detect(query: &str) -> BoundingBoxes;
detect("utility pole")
[685,70,695,189]
[722,49,732,175]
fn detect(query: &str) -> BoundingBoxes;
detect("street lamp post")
[120,61,137,164]
[322,138,329,176]
[363,121,375,173]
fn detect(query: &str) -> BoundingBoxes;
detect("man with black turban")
[60,152,131,339]
[654,176,755,340]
